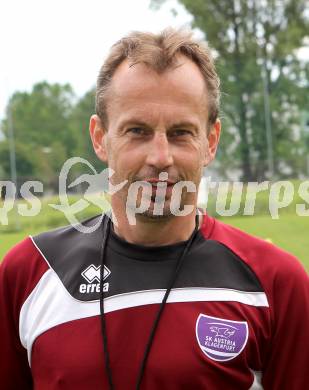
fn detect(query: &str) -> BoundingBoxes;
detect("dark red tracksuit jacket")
[0,214,308,389]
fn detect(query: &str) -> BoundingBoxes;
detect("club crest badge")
[195,314,249,362]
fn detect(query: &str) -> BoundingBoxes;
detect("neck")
[111,203,201,246]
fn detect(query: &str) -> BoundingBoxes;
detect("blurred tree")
[0,83,107,190]
[69,88,106,173]
[1,82,75,152]
[152,0,309,180]
[0,141,37,179]
[0,81,75,185]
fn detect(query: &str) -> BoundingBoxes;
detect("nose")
[145,133,173,170]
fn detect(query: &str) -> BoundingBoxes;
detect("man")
[0,28,308,390]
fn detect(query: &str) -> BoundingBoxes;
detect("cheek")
[199,138,211,166]
[109,144,145,182]
[180,141,207,169]
[174,154,202,183]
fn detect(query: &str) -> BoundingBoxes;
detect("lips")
[145,179,175,186]
[146,181,176,202]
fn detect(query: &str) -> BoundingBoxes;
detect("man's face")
[90,56,220,220]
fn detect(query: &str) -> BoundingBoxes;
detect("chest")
[30,297,268,390]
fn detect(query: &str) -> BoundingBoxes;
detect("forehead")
[106,56,208,126]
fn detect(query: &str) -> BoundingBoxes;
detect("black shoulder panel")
[32,215,264,302]
[32,215,104,300]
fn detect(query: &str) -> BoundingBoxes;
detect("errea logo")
[81,264,111,283]
[79,264,111,294]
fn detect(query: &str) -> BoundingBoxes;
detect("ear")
[89,115,108,163]
[203,118,221,167]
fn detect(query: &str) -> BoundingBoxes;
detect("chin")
[136,210,174,222]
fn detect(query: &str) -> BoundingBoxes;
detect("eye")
[169,129,193,138]
[126,127,149,136]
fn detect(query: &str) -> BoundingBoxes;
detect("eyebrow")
[120,119,150,128]
[169,122,198,130]
[119,119,198,131]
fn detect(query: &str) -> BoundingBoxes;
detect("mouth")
[145,179,176,187]
[141,179,176,202]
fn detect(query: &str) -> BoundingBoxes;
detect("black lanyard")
[99,213,199,390]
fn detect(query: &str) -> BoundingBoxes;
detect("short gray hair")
[96,28,220,128]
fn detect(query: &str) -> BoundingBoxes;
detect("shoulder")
[201,214,307,277]
[0,236,49,308]
[31,214,103,265]
[0,214,102,298]
[201,214,309,313]
[1,236,47,285]
[0,236,49,324]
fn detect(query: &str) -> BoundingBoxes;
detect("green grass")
[220,215,309,272]
[0,194,107,260]
[204,179,308,218]
[0,194,108,234]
